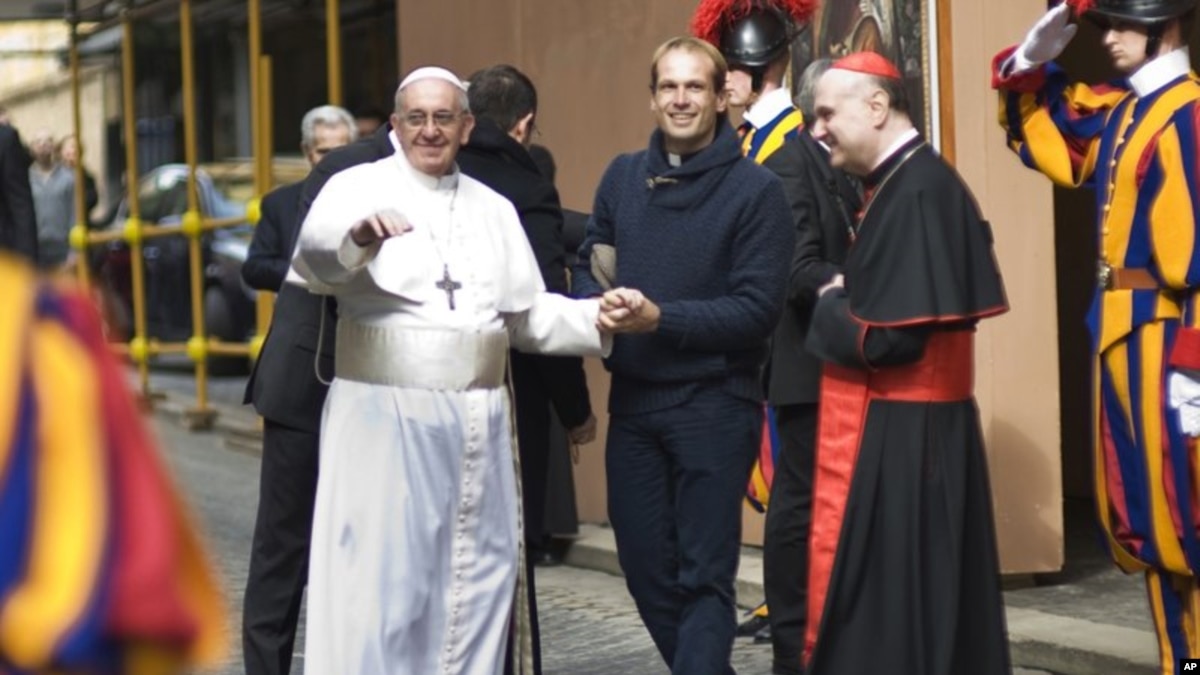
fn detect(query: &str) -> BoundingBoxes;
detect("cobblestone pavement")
[536,565,1051,675]
[149,386,1052,675]
[538,564,774,674]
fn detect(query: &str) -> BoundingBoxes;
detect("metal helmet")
[719,4,793,68]
[1075,0,1195,23]
[1071,0,1195,59]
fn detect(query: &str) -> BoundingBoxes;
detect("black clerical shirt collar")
[863,129,923,190]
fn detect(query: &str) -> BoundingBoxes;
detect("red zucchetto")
[831,51,902,80]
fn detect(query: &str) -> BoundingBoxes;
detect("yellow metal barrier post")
[326,0,342,106]
[119,0,154,400]
[179,0,215,430]
[248,0,270,363]
[260,56,273,193]
[66,0,88,287]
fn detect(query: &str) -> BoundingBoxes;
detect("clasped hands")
[597,287,659,334]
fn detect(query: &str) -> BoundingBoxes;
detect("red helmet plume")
[689,0,820,46]
[1065,0,1096,14]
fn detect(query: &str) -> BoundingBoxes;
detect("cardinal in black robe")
[800,52,1012,675]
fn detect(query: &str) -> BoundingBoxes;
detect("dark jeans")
[242,420,320,675]
[763,403,817,675]
[607,387,761,675]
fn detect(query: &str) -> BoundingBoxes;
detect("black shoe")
[735,613,770,638]
[753,624,772,644]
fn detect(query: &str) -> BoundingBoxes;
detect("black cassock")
[802,136,1012,675]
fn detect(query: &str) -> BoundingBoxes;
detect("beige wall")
[399,0,696,213]
[0,21,69,92]
[399,0,1066,573]
[948,0,1064,573]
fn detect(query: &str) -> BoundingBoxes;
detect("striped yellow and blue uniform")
[741,102,802,512]
[997,46,1200,674]
[0,256,226,674]
[740,107,804,166]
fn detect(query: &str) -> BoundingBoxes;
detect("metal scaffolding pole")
[179,0,214,428]
[67,0,87,288]
[247,0,273,359]
[119,0,153,397]
[326,0,342,105]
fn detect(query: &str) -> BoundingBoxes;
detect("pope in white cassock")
[288,66,610,675]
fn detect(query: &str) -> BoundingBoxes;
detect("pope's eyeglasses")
[402,111,461,130]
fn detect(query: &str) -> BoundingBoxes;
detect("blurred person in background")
[0,110,36,262]
[28,130,75,269]
[57,134,98,228]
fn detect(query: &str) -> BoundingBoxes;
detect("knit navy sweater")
[573,121,794,414]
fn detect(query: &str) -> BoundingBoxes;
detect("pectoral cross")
[436,264,462,310]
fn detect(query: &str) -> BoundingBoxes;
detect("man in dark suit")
[760,58,861,675]
[0,119,37,263]
[456,65,595,675]
[240,104,356,675]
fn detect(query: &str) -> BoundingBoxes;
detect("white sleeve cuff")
[1008,50,1038,77]
[337,232,381,270]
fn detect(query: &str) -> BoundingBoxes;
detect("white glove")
[1013,4,1077,73]
[1168,371,1200,437]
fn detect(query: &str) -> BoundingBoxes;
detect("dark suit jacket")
[764,131,861,406]
[0,125,37,262]
[456,119,591,428]
[242,126,396,432]
[458,119,569,294]
[242,181,303,293]
[562,208,588,268]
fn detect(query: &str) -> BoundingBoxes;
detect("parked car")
[93,164,256,372]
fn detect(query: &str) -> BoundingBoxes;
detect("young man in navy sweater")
[574,35,794,675]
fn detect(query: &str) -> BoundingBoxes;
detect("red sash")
[803,330,974,664]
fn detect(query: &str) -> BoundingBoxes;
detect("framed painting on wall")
[790,0,943,149]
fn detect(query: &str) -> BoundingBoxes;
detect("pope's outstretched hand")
[350,208,412,247]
